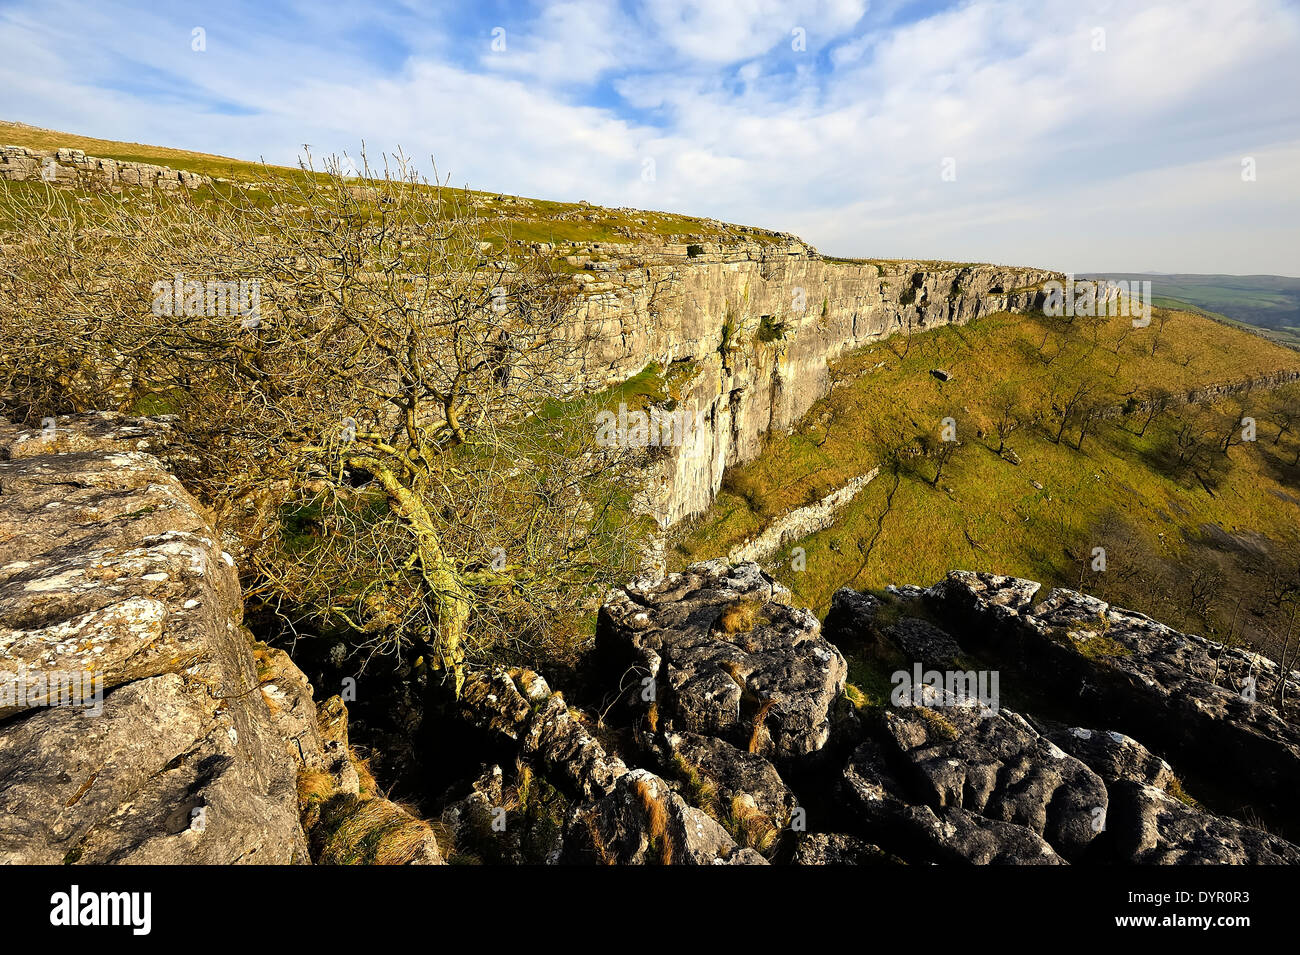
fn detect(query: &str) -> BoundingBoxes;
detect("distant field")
[1083,272,1300,347]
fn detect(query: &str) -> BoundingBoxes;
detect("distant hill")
[1081,272,1300,347]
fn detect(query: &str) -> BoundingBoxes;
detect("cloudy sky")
[2,0,1298,274]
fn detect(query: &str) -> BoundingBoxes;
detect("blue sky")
[2,0,1298,274]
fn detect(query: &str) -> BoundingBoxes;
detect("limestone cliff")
[0,145,208,190]
[574,240,1057,523]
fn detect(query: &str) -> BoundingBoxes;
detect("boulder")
[879,703,1107,859]
[597,560,846,760]
[839,740,1064,865]
[459,667,628,802]
[1028,718,1175,791]
[0,418,307,863]
[926,571,1300,830]
[790,832,896,865]
[562,769,766,865]
[887,617,962,669]
[1106,781,1300,865]
[658,730,795,824]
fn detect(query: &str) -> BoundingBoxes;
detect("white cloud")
[1,0,1297,273]
[641,0,869,63]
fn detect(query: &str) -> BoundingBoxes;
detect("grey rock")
[888,617,962,669]
[459,667,627,802]
[597,560,846,760]
[0,419,308,864]
[927,570,1300,828]
[880,704,1107,860]
[839,740,1064,865]
[1028,718,1175,791]
[1106,781,1300,865]
[561,768,766,865]
[791,832,896,865]
[658,730,795,825]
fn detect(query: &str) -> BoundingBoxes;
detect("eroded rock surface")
[562,768,766,865]
[839,739,1065,865]
[825,574,1300,865]
[597,559,847,760]
[880,704,1107,860]
[0,418,306,863]
[453,666,765,864]
[925,571,1300,826]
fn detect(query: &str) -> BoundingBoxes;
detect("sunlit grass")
[672,307,1300,646]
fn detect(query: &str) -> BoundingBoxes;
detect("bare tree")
[1132,385,1172,437]
[1046,376,1096,445]
[0,156,644,694]
[990,383,1023,457]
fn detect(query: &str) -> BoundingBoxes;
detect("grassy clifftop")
[0,120,791,250]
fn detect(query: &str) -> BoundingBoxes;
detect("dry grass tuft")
[668,753,718,816]
[725,796,779,854]
[633,776,673,865]
[313,795,440,865]
[748,697,775,754]
[718,599,765,634]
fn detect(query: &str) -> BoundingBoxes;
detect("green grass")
[671,305,1300,651]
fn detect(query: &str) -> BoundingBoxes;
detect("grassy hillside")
[1083,272,1300,347]
[672,305,1300,662]
[0,119,788,251]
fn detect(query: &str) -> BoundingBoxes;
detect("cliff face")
[0,142,1053,525]
[575,241,1057,523]
[0,145,208,190]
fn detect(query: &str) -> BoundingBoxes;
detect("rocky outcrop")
[0,145,208,190]
[1105,781,1300,864]
[563,769,767,865]
[458,667,628,803]
[840,739,1066,865]
[448,664,765,864]
[6,143,1048,527]
[822,572,1300,864]
[5,429,1294,867]
[878,704,1108,860]
[1027,718,1176,792]
[922,571,1300,826]
[0,417,305,863]
[596,560,847,760]
[790,831,894,865]
[0,414,440,865]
